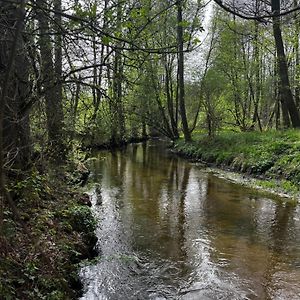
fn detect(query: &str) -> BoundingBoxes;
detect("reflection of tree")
[124,143,164,253]
[90,144,300,298]
[204,175,258,235]
[142,142,147,167]
[114,142,193,261]
[131,143,138,163]
[89,149,133,299]
[110,150,118,177]
[177,163,191,260]
[203,175,298,298]
[262,202,296,297]
[107,150,127,187]
[129,144,138,189]
[166,157,179,191]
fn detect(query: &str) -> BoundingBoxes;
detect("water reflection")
[80,141,300,300]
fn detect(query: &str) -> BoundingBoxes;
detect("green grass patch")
[174,129,300,194]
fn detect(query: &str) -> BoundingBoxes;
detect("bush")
[67,205,96,233]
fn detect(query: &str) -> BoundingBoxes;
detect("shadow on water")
[80,141,300,300]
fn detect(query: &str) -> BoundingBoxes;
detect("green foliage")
[64,205,97,233]
[8,171,47,196]
[1,211,16,240]
[1,169,97,299]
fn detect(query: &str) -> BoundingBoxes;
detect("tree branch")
[214,0,300,21]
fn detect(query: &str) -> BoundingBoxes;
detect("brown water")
[80,141,300,300]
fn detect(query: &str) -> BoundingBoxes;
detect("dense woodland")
[1,0,300,297]
[1,0,300,174]
[1,0,300,164]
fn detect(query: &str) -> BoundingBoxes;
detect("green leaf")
[102,36,111,45]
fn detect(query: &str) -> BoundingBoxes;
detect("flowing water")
[80,141,300,300]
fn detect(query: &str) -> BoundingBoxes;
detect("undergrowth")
[0,165,97,300]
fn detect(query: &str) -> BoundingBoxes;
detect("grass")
[174,129,300,195]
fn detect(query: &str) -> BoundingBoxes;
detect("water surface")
[80,141,300,299]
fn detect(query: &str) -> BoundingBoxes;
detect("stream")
[80,141,300,300]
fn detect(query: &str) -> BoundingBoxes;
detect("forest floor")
[0,161,97,299]
[173,130,300,200]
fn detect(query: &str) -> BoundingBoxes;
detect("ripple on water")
[80,142,300,300]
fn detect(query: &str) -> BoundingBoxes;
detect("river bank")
[0,162,97,299]
[173,130,300,199]
[81,134,150,151]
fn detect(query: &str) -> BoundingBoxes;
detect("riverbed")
[80,141,300,299]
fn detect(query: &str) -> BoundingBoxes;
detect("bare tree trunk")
[294,0,300,110]
[142,121,147,139]
[112,50,125,144]
[190,16,217,134]
[205,92,214,137]
[0,0,27,231]
[0,1,31,170]
[177,0,191,142]
[164,54,179,138]
[54,0,63,112]
[280,97,291,128]
[92,36,97,110]
[92,0,109,122]
[271,0,300,128]
[149,61,175,139]
[111,0,126,145]
[37,0,65,156]
[252,1,263,131]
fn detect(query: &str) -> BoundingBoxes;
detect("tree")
[36,0,65,155]
[177,0,191,142]
[0,0,29,236]
[213,0,300,128]
[271,0,300,127]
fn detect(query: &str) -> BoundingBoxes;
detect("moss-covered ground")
[0,165,97,300]
[174,130,300,196]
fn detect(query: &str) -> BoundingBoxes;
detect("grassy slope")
[174,130,300,194]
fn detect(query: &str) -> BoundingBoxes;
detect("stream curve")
[80,141,300,300]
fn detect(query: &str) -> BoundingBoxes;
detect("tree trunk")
[177,0,191,142]
[164,55,179,138]
[271,0,300,128]
[0,0,29,230]
[111,0,125,145]
[0,1,31,170]
[54,0,63,114]
[252,2,263,131]
[112,49,126,144]
[294,0,300,110]
[37,0,65,155]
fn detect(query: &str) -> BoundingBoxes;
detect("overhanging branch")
[214,0,300,21]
